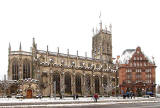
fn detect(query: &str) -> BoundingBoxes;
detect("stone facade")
[6,23,116,98]
[117,47,156,96]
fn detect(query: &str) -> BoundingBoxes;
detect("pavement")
[0,97,159,108]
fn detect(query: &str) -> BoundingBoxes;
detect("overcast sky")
[0,0,159,84]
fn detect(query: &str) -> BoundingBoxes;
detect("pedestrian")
[73,94,76,100]
[133,92,135,99]
[131,92,133,99]
[94,93,98,102]
[76,94,79,100]
[60,93,62,99]
[123,94,126,99]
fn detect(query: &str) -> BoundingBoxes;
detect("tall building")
[118,47,156,96]
[4,21,115,98]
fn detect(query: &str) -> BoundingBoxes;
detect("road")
[36,102,160,108]
[1,102,160,108]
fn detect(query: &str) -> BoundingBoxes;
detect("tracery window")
[53,72,60,94]
[12,59,19,80]
[95,76,100,93]
[103,76,108,88]
[65,73,71,94]
[75,74,81,94]
[23,60,31,79]
[85,74,91,93]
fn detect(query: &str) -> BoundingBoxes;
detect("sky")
[0,0,159,84]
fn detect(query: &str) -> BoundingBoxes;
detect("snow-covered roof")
[119,48,155,64]
[119,49,136,64]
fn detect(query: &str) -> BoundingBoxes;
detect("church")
[1,21,116,98]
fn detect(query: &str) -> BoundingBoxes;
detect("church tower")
[92,21,112,64]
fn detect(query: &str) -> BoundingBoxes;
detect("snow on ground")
[0,97,156,103]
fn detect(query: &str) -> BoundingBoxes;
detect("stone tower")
[92,21,112,64]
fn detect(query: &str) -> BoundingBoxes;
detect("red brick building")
[118,47,156,96]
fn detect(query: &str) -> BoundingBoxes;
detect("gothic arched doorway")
[26,89,32,98]
[95,76,100,94]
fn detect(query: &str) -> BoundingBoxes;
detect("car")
[16,94,23,99]
[143,95,150,98]
[156,94,160,98]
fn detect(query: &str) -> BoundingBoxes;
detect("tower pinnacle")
[47,45,48,52]
[8,42,11,53]
[109,24,112,33]
[32,37,36,48]
[92,28,94,35]
[19,42,22,51]
[100,20,102,32]
[99,11,102,32]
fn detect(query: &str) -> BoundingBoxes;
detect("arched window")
[75,73,81,94]
[95,76,100,94]
[85,74,91,94]
[12,59,19,80]
[65,73,71,94]
[53,72,60,94]
[23,60,31,79]
[103,75,108,87]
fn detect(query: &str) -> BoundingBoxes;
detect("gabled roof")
[119,47,155,65]
[119,49,136,64]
